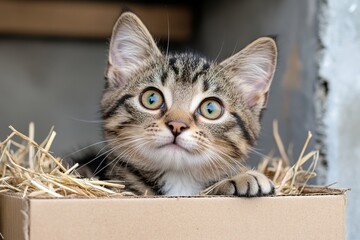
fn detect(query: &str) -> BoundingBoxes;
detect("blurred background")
[0,0,359,238]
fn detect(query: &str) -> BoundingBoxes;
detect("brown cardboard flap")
[24,194,346,240]
[0,193,28,240]
[0,193,347,240]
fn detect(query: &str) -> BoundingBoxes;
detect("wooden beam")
[0,1,192,40]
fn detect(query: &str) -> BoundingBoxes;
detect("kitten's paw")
[209,171,275,197]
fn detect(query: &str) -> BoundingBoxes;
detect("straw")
[0,122,346,198]
[0,123,129,198]
[201,120,346,196]
[258,120,345,195]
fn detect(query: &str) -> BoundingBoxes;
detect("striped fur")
[77,12,277,196]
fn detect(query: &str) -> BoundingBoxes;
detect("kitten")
[74,12,277,196]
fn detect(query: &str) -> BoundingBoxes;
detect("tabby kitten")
[77,12,277,196]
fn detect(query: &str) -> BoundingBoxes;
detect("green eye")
[141,88,164,110]
[199,98,223,120]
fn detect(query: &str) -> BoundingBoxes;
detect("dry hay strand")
[0,123,133,198]
[201,120,346,196]
[258,120,346,196]
[0,122,346,198]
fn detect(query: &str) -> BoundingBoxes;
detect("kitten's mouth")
[159,143,192,154]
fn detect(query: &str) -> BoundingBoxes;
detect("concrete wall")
[195,0,318,165]
[319,0,360,238]
[0,40,107,154]
[0,0,319,163]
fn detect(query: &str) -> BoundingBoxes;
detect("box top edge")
[0,190,348,201]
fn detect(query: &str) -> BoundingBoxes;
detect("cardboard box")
[0,193,346,240]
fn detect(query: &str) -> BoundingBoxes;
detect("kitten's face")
[101,13,277,180]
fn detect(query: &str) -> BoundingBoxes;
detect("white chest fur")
[160,172,204,196]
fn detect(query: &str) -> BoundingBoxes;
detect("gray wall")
[195,0,318,165]
[0,0,319,162]
[0,1,318,164]
[0,40,106,154]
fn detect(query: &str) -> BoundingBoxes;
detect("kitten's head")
[101,13,277,180]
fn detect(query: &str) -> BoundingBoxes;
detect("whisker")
[165,10,170,62]
[91,137,147,175]
[75,137,143,171]
[230,39,239,56]
[97,140,151,176]
[91,146,122,177]
[64,138,118,158]
[66,115,103,123]
[199,142,239,176]
[214,40,225,63]
[207,140,246,173]
[200,148,224,182]
[76,141,121,172]
[108,140,151,175]
[248,147,268,158]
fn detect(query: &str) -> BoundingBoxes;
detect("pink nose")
[167,121,188,136]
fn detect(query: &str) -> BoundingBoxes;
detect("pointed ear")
[106,12,162,87]
[220,37,277,108]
